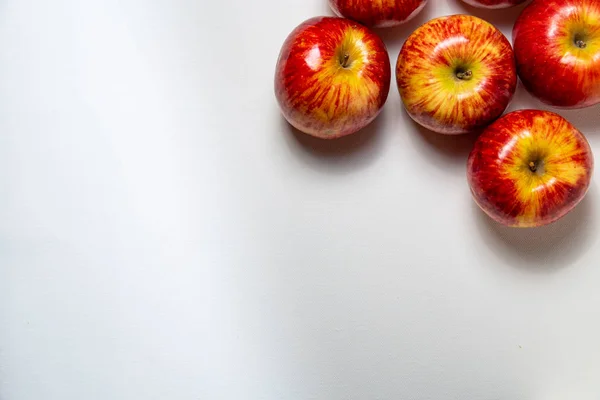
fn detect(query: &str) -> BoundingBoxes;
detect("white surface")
[1,0,599,399]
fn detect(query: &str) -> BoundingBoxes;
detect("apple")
[274,17,391,139]
[513,0,600,108]
[329,0,427,28]
[467,110,594,228]
[396,15,517,134]
[460,0,526,8]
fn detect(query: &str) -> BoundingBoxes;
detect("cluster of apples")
[274,0,599,228]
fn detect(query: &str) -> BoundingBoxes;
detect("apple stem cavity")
[574,33,587,49]
[528,160,545,175]
[455,70,473,81]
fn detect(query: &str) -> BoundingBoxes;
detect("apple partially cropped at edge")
[460,0,526,9]
[513,0,600,108]
[329,0,427,28]
[467,110,594,228]
[274,17,391,139]
[396,15,517,134]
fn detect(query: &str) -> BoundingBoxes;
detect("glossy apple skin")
[396,15,517,134]
[274,17,390,139]
[467,110,594,228]
[513,0,600,108]
[461,0,526,8]
[329,0,427,28]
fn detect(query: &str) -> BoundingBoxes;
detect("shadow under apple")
[372,0,436,50]
[404,112,480,173]
[281,111,385,174]
[472,186,598,272]
[508,81,600,136]
[453,0,531,34]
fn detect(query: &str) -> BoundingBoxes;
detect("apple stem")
[341,53,350,68]
[529,161,537,172]
[576,39,587,49]
[456,70,473,81]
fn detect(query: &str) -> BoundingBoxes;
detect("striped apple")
[274,17,391,139]
[396,15,517,134]
[329,0,427,28]
[467,110,594,228]
[513,0,600,108]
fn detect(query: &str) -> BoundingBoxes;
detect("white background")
[1,0,599,399]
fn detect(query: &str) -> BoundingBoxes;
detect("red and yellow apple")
[329,0,427,28]
[274,17,391,139]
[396,15,517,134]
[513,0,600,108]
[461,0,526,8]
[467,110,594,228]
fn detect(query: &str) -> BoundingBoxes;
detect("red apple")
[329,0,427,28]
[513,0,600,108]
[461,0,526,8]
[467,110,594,228]
[274,17,391,139]
[396,15,517,134]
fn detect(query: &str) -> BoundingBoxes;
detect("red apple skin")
[467,110,594,228]
[329,0,427,28]
[461,0,526,8]
[513,0,600,108]
[274,17,391,139]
